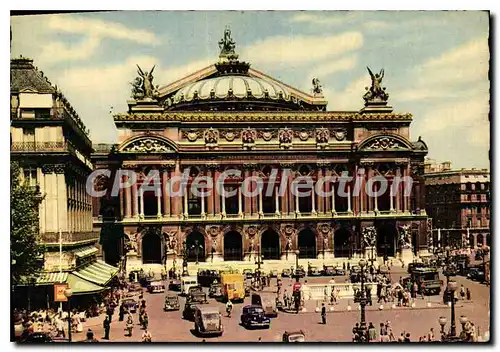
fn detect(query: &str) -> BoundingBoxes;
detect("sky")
[10,11,490,169]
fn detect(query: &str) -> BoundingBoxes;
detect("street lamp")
[182,241,189,277]
[255,245,264,289]
[294,250,300,283]
[64,288,73,342]
[440,279,461,342]
[353,258,368,342]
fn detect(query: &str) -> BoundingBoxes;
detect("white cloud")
[47,15,160,45]
[397,37,489,102]
[241,32,363,66]
[324,76,368,111]
[289,12,361,26]
[363,20,390,29]
[37,36,101,65]
[307,55,358,80]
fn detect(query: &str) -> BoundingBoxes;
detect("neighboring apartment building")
[424,158,490,249]
[10,57,116,305]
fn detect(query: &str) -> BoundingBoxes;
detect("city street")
[73,270,490,342]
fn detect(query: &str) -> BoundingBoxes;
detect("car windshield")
[203,313,219,320]
[251,307,264,313]
[288,334,305,342]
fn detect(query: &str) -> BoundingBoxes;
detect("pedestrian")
[226,300,233,317]
[55,316,65,338]
[83,329,99,342]
[330,288,336,305]
[412,282,418,299]
[142,312,149,330]
[398,333,405,342]
[103,316,110,340]
[428,327,434,341]
[119,304,125,322]
[323,286,328,303]
[404,333,411,342]
[420,281,425,299]
[347,262,350,271]
[343,262,346,271]
[142,329,152,342]
[460,285,466,300]
[466,287,471,300]
[125,314,134,337]
[386,321,395,341]
[106,304,114,323]
[368,322,377,341]
[321,303,326,324]
[379,322,387,337]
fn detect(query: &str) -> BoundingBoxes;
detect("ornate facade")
[92,28,429,269]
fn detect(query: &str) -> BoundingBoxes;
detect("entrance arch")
[377,223,397,257]
[142,231,162,264]
[261,229,280,260]
[186,231,206,262]
[224,231,243,261]
[298,228,316,259]
[334,227,351,258]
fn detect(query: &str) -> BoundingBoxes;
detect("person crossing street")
[320,303,327,324]
[103,316,110,340]
[226,300,233,318]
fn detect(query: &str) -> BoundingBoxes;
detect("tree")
[11,162,45,285]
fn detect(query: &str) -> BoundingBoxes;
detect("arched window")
[297,228,316,258]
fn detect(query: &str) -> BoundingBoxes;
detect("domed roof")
[172,75,291,104]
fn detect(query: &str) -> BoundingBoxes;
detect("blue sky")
[10,11,490,169]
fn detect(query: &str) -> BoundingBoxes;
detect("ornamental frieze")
[122,137,173,153]
[294,129,312,141]
[181,129,201,142]
[204,128,219,146]
[279,128,293,147]
[241,128,257,144]
[365,136,403,150]
[220,129,238,142]
[316,128,329,144]
[332,129,347,141]
[257,129,277,141]
[280,223,296,238]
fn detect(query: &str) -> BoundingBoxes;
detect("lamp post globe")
[64,287,73,342]
[447,280,458,292]
[439,316,447,327]
[459,315,468,325]
[64,288,73,298]
[359,259,366,268]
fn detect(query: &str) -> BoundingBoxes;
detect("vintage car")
[403,268,443,295]
[467,267,485,282]
[197,269,221,287]
[243,269,254,279]
[147,281,165,294]
[349,266,362,283]
[282,330,305,343]
[443,265,458,277]
[209,282,223,298]
[240,305,271,329]
[269,269,279,278]
[407,262,427,274]
[187,285,208,303]
[128,282,144,294]
[251,292,278,317]
[122,298,139,313]
[182,302,199,321]
[194,306,223,337]
[169,278,182,291]
[322,265,336,276]
[334,266,346,276]
[163,294,180,311]
[307,266,322,276]
[281,268,292,278]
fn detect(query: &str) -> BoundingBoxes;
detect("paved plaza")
[70,269,490,342]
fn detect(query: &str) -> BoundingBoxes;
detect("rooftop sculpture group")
[363,67,389,103]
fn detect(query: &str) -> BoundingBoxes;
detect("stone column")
[214,169,221,215]
[251,169,257,215]
[331,183,336,214]
[275,185,280,216]
[311,183,317,215]
[132,182,139,217]
[207,170,214,216]
[156,192,162,218]
[139,189,144,218]
[374,181,379,213]
[347,183,352,213]
[172,162,182,218]
[389,179,395,212]
[279,169,288,215]
[238,186,243,217]
[295,186,300,215]
[324,169,331,213]
[317,168,323,214]
[119,187,124,218]
[221,184,226,217]
[258,190,263,216]
[244,169,251,216]
[162,170,170,217]
[395,167,401,212]
[125,185,132,218]
[288,171,295,214]
[183,191,189,218]
[201,189,206,218]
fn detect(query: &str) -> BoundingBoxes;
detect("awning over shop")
[72,245,99,258]
[73,260,118,286]
[66,273,107,295]
[18,272,69,286]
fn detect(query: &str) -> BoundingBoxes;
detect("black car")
[322,265,336,276]
[169,279,182,291]
[334,266,346,276]
[20,332,53,343]
[467,267,485,282]
[407,262,427,274]
[307,266,322,276]
[182,302,198,321]
[240,305,271,329]
[281,269,292,278]
[243,269,254,279]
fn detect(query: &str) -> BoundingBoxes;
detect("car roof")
[244,304,263,309]
[196,306,219,314]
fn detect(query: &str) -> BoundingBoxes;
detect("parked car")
[467,267,485,282]
[251,292,278,317]
[307,266,322,276]
[281,268,292,278]
[182,302,198,321]
[269,269,279,278]
[164,294,180,311]
[282,330,305,343]
[187,285,208,304]
[209,282,223,298]
[122,298,139,313]
[243,269,254,279]
[407,262,427,274]
[322,265,336,276]
[240,305,271,329]
[334,266,346,276]
[194,306,223,337]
